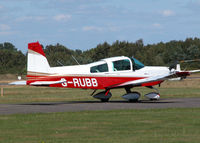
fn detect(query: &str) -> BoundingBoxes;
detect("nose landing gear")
[144,86,160,100]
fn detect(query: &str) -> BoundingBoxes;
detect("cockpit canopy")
[90,56,145,73]
[113,59,131,71]
[90,63,108,73]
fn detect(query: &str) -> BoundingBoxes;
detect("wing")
[107,71,190,89]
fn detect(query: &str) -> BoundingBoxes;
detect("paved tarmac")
[0,97,200,115]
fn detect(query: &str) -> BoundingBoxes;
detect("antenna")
[57,60,64,66]
[71,55,80,65]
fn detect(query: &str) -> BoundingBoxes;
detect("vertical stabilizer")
[27,42,50,76]
[176,64,181,71]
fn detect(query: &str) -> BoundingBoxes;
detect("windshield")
[131,57,145,70]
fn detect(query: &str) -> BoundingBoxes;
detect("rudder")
[27,42,50,76]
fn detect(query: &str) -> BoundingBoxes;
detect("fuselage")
[26,41,193,101]
[27,56,170,89]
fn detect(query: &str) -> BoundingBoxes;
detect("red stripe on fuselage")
[26,75,146,89]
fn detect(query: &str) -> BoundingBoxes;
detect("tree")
[1,37,200,74]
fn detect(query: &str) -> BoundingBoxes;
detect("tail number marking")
[73,78,98,87]
[61,78,98,87]
[61,78,67,87]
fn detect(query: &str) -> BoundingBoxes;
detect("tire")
[128,99,139,102]
[101,98,109,102]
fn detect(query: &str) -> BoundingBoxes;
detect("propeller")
[169,61,178,71]
[179,59,200,63]
[169,59,200,71]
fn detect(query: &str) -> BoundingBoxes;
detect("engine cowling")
[144,92,160,100]
[122,92,141,101]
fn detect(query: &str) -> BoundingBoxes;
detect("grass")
[0,108,200,143]
[0,80,200,104]
[0,75,200,142]
[0,73,200,103]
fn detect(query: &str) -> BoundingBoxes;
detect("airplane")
[25,41,200,102]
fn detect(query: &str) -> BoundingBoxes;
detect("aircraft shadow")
[19,99,177,106]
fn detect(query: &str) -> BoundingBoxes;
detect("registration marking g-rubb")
[61,78,98,87]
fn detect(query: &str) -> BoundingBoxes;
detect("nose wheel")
[144,86,160,100]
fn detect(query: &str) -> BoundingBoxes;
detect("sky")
[0,0,200,53]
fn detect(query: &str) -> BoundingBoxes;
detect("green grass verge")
[0,108,200,143]
[0,86,200,104]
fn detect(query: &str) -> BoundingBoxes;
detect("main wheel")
[128,99,139,102]
[93,91,112,102]
[101,98,109,102]
[122,91,141,102]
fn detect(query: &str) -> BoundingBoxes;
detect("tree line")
[0,37,200,74]
[0,42,26,74]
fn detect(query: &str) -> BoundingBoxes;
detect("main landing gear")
[121,87,141,102]
[91,86,160,102]
[92,90,112,102]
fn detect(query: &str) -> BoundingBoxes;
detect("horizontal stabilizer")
[30,79,66,86]
[189,70,200,73]
[9,80,27,85]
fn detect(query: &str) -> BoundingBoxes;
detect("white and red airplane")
[25,42,200,102]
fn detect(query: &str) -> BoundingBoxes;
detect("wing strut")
[90,89,97,96]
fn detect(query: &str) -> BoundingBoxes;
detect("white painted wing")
[119,74,173,87]
[108,71,189,89]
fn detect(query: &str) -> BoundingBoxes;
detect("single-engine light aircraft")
[26,42,200,102]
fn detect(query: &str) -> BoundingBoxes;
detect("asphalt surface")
[0,97,200,115]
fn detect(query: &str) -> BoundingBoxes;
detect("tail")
[27,42,50,77]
